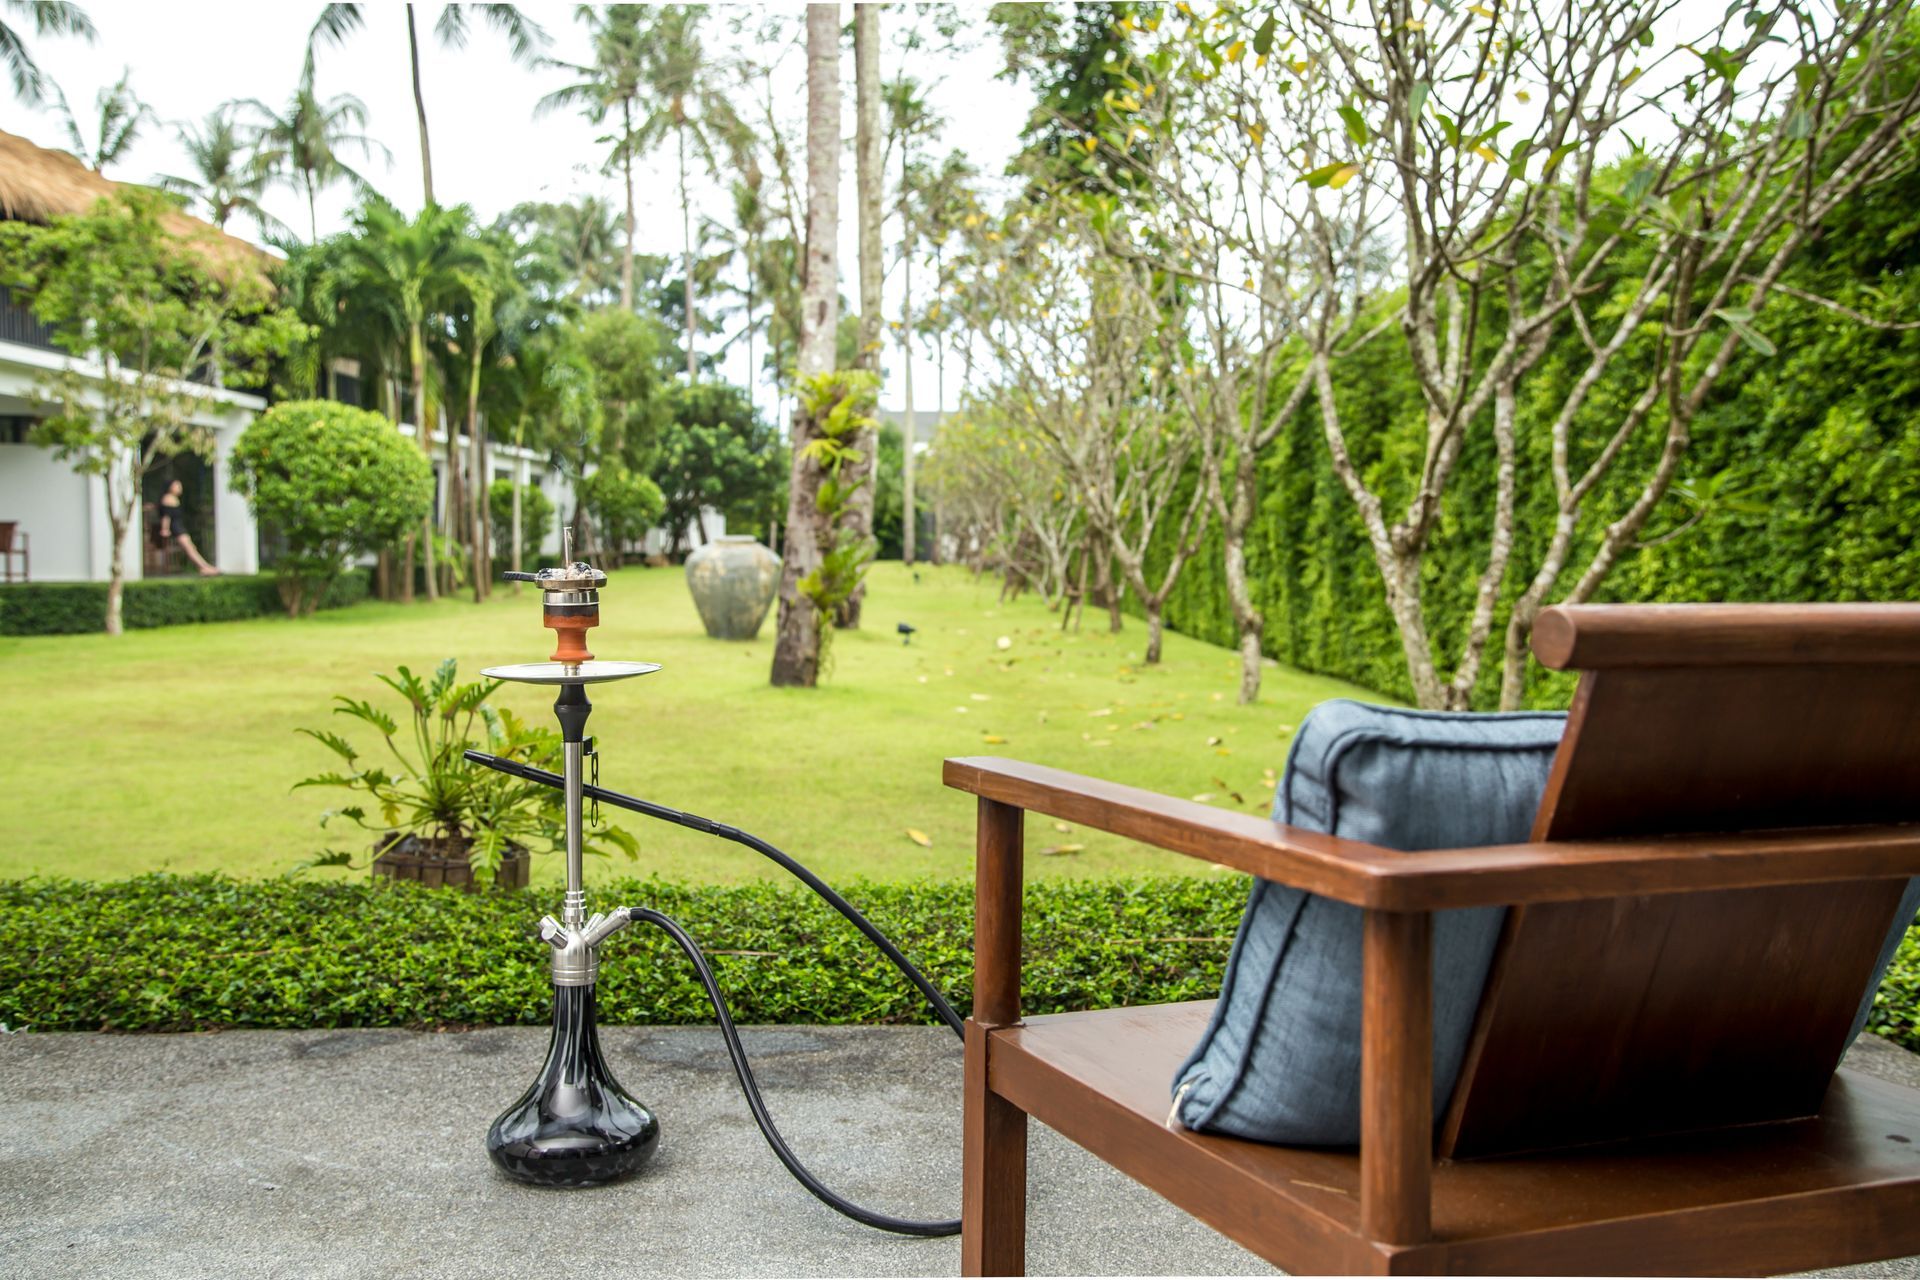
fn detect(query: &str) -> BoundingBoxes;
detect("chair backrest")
[1438,603,1920,1159]
[0,521,14,553]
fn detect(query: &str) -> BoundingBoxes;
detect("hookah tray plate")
[481,660,662,685]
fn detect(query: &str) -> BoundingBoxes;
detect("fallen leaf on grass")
[1212,777,1246,804]
[982,734,1007,744]
[1215,747,1234,756]
[1040,843,1085,856]
[1053,820,1073,833]
[1088,707,1113,717]
[1207,735,1223,746]
[905,828,933,848]
[1191,792,1217,802]
[970,693,991,701]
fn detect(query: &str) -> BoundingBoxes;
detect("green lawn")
[0,562,1382,885]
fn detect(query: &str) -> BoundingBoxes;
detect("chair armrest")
[944,756,1920,911]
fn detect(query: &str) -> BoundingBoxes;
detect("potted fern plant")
[296,659,637,889]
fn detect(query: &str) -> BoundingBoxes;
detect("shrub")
[0,873,1251,1032]
[581,463,666,561]
[229,400,433,615]
[0,570,369,636]
[489,478,556,571]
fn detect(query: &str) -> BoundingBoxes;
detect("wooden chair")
[945,603,1920,1276]
[0,520,25,583]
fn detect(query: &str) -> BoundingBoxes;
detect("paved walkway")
[2,1024,1918,1278]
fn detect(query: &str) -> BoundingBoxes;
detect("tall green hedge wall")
[1143,164,1920,709]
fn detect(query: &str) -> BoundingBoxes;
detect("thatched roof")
[0,127,274,282]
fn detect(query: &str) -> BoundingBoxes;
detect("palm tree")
[52,67,151,173]
[630,4,737,378]
[245,65,388,241]
[538,6,647,313]
[309,3,548,207]
[500,197,622,307]
[156,106,285,237]
[0,0,92,108]
[341,197,487,601]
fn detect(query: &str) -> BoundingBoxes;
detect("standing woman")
[156,479,220,576]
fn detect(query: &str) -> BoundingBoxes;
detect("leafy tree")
[575,306,671,470]
[0,190,301,634]
[0,1,93,108]
[230,400,434,615]
[651,381,780,555]
[580,462,665,567]
[489,477,554,570]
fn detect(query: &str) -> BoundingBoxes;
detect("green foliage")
[575,307,673,469]
[651,380,783,555]
[1868,920,1920,1054]
[0,571,368,636]
[229,400,434,615]
[1141,157,1920,710]
[581,463,668,557]
[489,479,556,569]
[294,659,637,886]
[0,189,302,631]
[0,873,1252,1032]
[794,370,881,658]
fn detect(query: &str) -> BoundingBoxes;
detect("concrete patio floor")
[2,1024,1918,1279]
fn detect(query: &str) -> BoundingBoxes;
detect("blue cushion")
[1852,875,1920,1045]
[1170,700,1567,1146]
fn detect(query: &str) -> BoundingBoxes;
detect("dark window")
[0,415,42,444]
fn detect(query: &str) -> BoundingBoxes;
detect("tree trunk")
[620,97,635,313]
[468,389,486,603]
[680,125,697,378]
[441,404,459,596]
[104,511,127,637]
[407,4,434,206]
[771,3,842,688]
[411,326,438,602]
[1216,453,1265,703]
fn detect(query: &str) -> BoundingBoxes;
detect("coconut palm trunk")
[410,324,438,601]
[406,4,435,205]
[770,3,841,687]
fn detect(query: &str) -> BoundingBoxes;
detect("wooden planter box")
[371,833,530,891]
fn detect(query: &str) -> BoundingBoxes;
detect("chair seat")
[989,1001,1920,1276]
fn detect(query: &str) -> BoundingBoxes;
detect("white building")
[0,127,717,585]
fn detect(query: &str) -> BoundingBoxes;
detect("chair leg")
[962,1018,1027,1277]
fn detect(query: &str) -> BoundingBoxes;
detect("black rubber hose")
[463,749,965,1037]
[626,906,960,1238]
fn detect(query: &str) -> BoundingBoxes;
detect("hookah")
[472,532,963,1234]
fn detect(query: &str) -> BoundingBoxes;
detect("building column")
[211,416,258,575]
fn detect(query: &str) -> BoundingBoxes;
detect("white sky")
[6,1,1031,418]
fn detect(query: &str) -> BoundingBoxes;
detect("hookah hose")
[464,749,964,1237]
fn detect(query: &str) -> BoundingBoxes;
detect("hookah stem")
[627,905,960,1238]
[464,749,964,1036]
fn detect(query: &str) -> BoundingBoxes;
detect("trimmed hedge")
[0,568,370,636]
[0,874,1247,1033]
[0,874,1913,1051]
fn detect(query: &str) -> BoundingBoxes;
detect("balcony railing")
[0,285,57,351]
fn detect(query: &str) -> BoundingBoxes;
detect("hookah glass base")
[485,984,660,1187]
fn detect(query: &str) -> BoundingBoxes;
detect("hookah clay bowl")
[684,535,780,641]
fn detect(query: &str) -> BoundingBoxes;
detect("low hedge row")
[0,875,1912,1051]
[0,568,370,635]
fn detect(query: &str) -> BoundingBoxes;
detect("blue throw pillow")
[1170,700,1567,1146]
